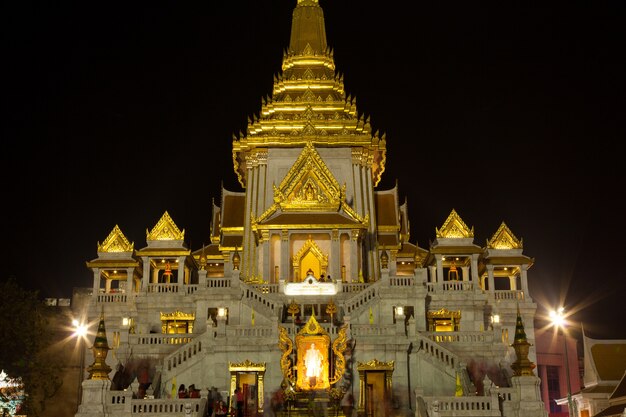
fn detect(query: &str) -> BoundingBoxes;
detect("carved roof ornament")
[435,209,474,239]
[97,225,134,253]
[146,211,185,241]
[486,222,523,249]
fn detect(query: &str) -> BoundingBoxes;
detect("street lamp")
[72,319,88,411]
[549,307,575,417]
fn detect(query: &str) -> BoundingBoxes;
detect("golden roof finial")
[510,304,536,376]
[87,312,112,380]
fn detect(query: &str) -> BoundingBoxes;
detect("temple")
[74,1,547,417]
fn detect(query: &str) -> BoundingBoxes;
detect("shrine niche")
[278,314,348,392]
[427,308,461,332]
[292,238,328,281]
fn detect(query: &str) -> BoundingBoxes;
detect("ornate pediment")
[146,211,185,241]
[435,209,474,239]
[98,225,134,253]
[273,142,343,212]
[487,222,523,249]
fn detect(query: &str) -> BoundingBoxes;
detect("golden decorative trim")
[160,310,195,321]
[278,326,295,384]
[146,211,185,241]
[486,222,523,249]
[356,359,395,371]
[435,209,474,239]
[297,314,329,337]
[229,360,266,372]
[292,238,328,267]
[329,325,348,384]
[97,225,134,253]
[274,142,342,212]
[427,308,461,319]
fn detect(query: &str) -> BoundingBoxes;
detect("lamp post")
[72,319,88,411]
[549,307,575,417]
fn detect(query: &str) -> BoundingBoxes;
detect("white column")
[177,257,185,290]
[352,162,362,214]
[141,257,150,290]
[487,264,495,295]
[242,160,255,278]
[262,231,271,282]
[350,230,359,282]
[509,274,517,290]
[470,254,479,282]
[331,229,340,281]
[92,268,100,296]
[126,267,134,300]
[364,165,379,281]
[428,265,437,283]
[280,230,289,281]
[461,266,469,282]
[520,264,530,298]
[435,255,444,285]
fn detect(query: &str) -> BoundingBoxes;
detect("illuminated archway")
[292,238,328,281]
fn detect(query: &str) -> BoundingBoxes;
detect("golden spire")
[231,0,386,188]
[510,305,536,376]
[87,311,112,380]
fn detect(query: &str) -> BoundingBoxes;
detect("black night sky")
[3,1,625,339]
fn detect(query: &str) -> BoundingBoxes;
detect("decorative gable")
[435,209,474,239]
[273,142,343,212]
[97,225,134,253]
[487,222,523,249]
[146,211,185,241]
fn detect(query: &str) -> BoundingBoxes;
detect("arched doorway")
[292,238,328,281]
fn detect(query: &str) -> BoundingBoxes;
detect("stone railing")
[493,290,524,301]
[419,393,501,417]
[227,325,275,338]
[344,285,379,314]
[415,333,461,371]
[341,282,369,293]
[105,393,205,416]
[165,338,203,372]
[424,331,493,344]
[350,324,396,337]
[389,276,415,287]
[426,281,475,293]
[250,283,280,294]
[207,277,231,289]
[241,285,279,317]
[146,283,181,294]
[131,334,194,346]
[96,293,128,303]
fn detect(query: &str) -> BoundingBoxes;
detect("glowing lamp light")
[72,320,88,337]
[218,307,227,317]
[122,317,130,327]
[549,307,566,328]
[395,306,404,316]
[491,314,500,324]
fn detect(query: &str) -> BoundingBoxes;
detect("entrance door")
[229,360,266,417]
[364,372,386,417]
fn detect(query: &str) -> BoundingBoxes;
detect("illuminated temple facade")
[75,1,547,417]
